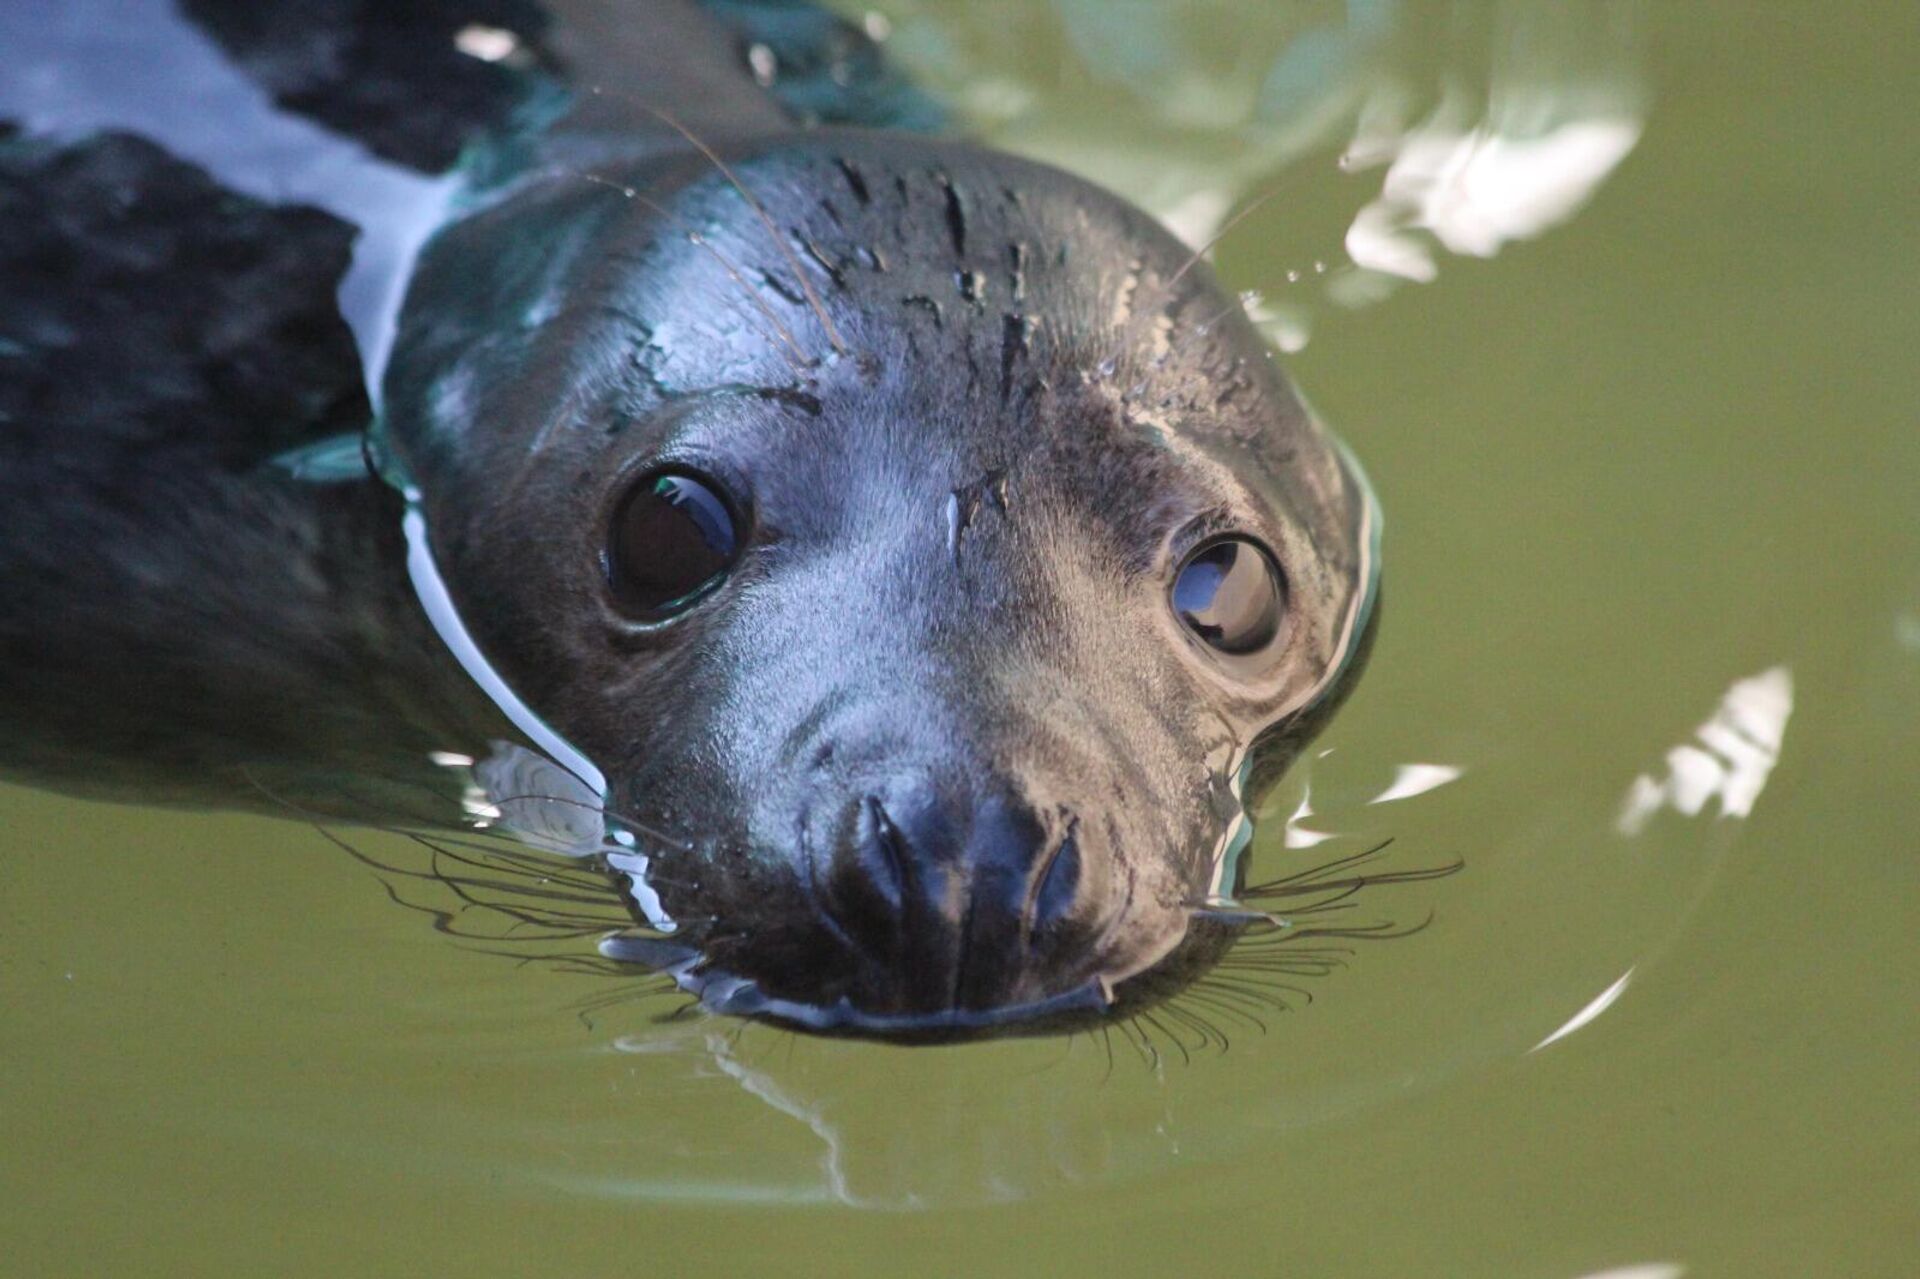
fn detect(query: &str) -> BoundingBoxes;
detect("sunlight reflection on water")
[1616,667,1793,836]
[887,0,1649,352]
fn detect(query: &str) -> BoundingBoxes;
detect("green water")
[3,1,1916,1274]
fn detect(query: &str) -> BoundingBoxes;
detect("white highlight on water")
[1345,107,1642,284]
[1282,785,1337,850]
[467,742,605,854]
[1369,762,1465,805]
[1533,968,1635,1053]
[1616,667,1793,837]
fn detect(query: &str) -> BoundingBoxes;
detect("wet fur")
[0,0,1427,1038]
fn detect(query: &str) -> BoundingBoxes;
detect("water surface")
[2,1,1915,1274]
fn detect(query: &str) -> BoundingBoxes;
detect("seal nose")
[817,778,1085,1013]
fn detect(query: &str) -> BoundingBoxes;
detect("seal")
[0,0,1381,1040]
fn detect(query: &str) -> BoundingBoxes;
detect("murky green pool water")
[3,1,1915,1274]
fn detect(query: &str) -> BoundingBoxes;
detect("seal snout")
[811,777,1096,1016]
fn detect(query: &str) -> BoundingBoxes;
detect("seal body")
[0,0,1378,1039]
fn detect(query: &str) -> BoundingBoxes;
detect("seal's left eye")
[1172,537,1284,655]
[608,470,740,620]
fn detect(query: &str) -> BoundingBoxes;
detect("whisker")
[542,957,639,978]
[650,997,706,1024]
[1192,976,1294,1015]
[1120,1015,1159,1072]
[1229,943,1355,961]
[408,857,624,911]
[1161,1001,1228,1054]
[1216,956,1346,978]
[1140,1009,1193,1066]
[1242,856,1465,902]
[1172,988,1270,1034]
[1243,837,1398,890]
[1168,182,1293,290]
[569,981,681,1019]
[1216,972,1315,1007]
[411,835,619,927]
[387,832,615,886]
[1275,883,1367,912]
[1100,173,1326,377]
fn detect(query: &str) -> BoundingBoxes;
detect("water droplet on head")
[454,24,521,63]
[747,43,778,87]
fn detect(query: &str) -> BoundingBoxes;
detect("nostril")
[815,793,913,962]
[1026,818,1081,935]
[810,783,1097,1015]
[860,795,909,912]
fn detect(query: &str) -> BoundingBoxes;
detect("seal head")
[383,130,1377,1039]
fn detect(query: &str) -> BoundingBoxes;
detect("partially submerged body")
[0,0,1382,1039]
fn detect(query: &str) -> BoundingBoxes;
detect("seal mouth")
[598,933,1124,1043]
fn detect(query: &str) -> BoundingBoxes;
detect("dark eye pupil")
[1172,539,1283,655]
[609,471,739,619]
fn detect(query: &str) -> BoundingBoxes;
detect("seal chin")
[720,981,1112,1044]
[598,932,1217,1043]
[598,877,1239,1043]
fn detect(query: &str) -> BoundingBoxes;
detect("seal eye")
[608,470,740,620]
[1172,538,1284,655]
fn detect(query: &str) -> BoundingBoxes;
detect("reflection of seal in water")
[0,0,1386,1040]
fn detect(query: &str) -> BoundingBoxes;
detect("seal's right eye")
[607,470,740,620]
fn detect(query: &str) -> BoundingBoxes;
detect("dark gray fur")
[0,1,1376,1037]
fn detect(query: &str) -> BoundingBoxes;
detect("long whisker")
[1119,1016,1159,1071]
[317,829,616,908]
[570,980,681,1018]
[1235,914,1439,949]
[345,823,608,892]
[1095,180,1290,379]
[1161,1001,1228,1054]
[1172,988,1270,1034]
[408,833,618,910]
[1168,182,1293,290]
[1245,837,1397,888]
[1243,856,1464,901]
[1140,1010,1193,1066]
